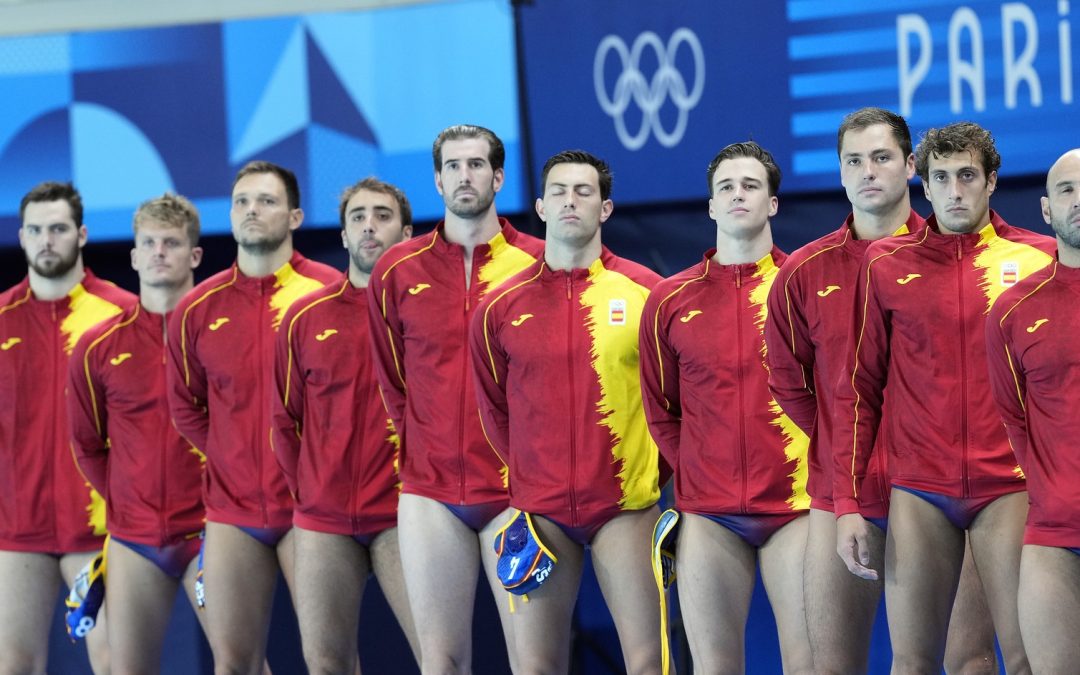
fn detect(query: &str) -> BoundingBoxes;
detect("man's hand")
[836,512,879,580]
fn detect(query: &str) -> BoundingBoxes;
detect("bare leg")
[885,488,965,674]
[293,528,368,675]
[60,551,110,675]
[759,515,813,675]
[967,492,1029,674]
[803,508,884,674]
[590,507,663,675]
[478,508,520,674]
[398,494,514,675]
[1018,545,1080,674]
[503,515,585,675]
[675,513,756,675]
[369,527,421,665]
[202,521,282,675]
[943,536,998,674]
[0,551,62,675]
[104,541,182,674]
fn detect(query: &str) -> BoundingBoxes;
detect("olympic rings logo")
[593,28,705,151]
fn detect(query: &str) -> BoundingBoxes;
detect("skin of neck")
[1058,240,1080,268]
[712,225,774,265]
[237,239,294,278]
[348,264,371,289]
[140,280,193,315]
[442,207,502,252]
[544,236,602,272]
[849,193,913,241]
[28,258,85,302]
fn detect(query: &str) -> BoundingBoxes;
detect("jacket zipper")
[735,268,748,514]
[566,275,578,527]
[459,255,471,505]
[259,284,268,526]
[158,313,169,540]
[956,239,970,498]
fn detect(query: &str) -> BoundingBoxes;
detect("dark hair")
[20,181,83,226]
[233,161,301,210]
[432,125,505,172]
[338,177,413,229]
[837,107,913,159]
[915,122,1001,182]
[706,142,782,196]
[540,150,613,201]
[133,192,201,245]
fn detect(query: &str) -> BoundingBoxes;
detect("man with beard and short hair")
[273,177,419,672]
[986,148,1080,674]
[168,161,338,673]
[368,125,543,673]
[833,122,1055,673]
[0,181,135,674]
[765,107,998,673]
[68,193,208,673]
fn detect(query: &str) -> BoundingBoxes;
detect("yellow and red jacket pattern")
[986,261,1080,549]
[273,276,399,537]
[368,219,543,506]
[641,248,810,516]
[0,270,135,553]
[69,303,204,546]
[834,212,1055,515]
[764,211,924,516]
[167,252,339,530]
[472,248,662,525]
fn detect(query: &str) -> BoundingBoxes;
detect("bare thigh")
[369,527,421,665]
[396,494,483,675]
[504,515,584,675]
[292,528,369,675]
[0,550,62,675]
[759,514,813,675]
[943,536,998,675]
[674,513,756,675]
[202,521,282,675]
[1018,545,1080,675]
[967,492,1029,674]
[105,540,182,674]
[885,488,966,674]
[591,507,663,675]
[803,508,883,674]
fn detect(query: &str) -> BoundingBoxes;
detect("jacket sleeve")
[271,305,305,496]
[831,257,888,516]
[985,309,1029,469]
[469,299,510,464]
[66,331,109,494]
[765,267,818,435]
[638,289,681,468]
[167,302,210,454]
[366,270,407,435]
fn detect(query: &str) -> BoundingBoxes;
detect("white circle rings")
[593,28,705,151]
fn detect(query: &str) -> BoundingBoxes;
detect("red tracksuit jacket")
[833,212,1055,514]
[367,219,543,506]
[272,276,398,537]
[472,249,662,525]
[765,212,924,516]
[986,261,1080,548]
[641,248,809,516]
[0,271,136,552]
[68,303,204,545]
[168,252,338,529]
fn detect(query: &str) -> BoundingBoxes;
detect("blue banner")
[0,0,522,244]
[520,0,1077,204]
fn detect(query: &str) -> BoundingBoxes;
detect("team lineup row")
[1,110,1077,674]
